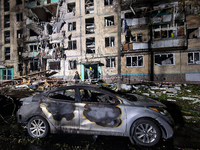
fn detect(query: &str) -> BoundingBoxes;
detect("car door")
[40,87,80,132]
[78,87,127,135]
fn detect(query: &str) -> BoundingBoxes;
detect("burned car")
[17,84,174,146]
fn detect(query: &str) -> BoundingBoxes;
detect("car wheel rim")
[135,123,157,144]
[30,119,46,137]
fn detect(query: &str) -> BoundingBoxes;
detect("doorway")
[82,64,100,80]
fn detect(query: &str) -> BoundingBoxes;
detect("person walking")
[73,71,82,84]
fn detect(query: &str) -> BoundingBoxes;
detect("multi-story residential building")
[0,0,200,84]
[121,0,200,83]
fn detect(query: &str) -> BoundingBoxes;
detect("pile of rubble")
[0,70,68,98]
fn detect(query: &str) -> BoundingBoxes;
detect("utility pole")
[117,0,122,91]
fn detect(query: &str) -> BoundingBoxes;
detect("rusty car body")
[16,84,174,146]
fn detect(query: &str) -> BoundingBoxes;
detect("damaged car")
[16,84,174,147]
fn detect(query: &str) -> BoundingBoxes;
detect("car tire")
[27,116,49,138]
[131,119,161,146]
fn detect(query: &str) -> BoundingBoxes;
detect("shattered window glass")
[85,0,94,14]
[155,54,174,66]
[105,37,115,47]
[104,0,113,6]
[5,47,10,60]
[188,52,200,64]
[105,16,114,27]
[4,31,10,43]
[16,13,23,22]
[68,40,77,50]
[48,89,76,101]
[106,57,115,68]
[86,18,95,34]
[4,15,10,28]
[67,3,76,13]
[69,60,77,70]
[126,56,144,67]
[68,22,76,31]
[49,61,61,70]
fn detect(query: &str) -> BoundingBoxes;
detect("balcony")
[152,13,185,24]
[151,38,187,49]
[124,17,148,27]
[123,42,148,51]
[22,51,39,58]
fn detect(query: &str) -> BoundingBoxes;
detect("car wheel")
[27,116,49,138]
[131,119,161,146]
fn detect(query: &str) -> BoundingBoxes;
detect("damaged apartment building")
[0,0,200,83]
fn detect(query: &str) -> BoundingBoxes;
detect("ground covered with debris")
[1,83,200,149]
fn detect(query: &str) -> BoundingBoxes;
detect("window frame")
[5,47,10,60]
[68,22,76,31]
[104,0,113,6]
[154,53,175,66]
[4,31,10,44]
[104,16,114,27]
[4,15,10,28]
[16,13,23,22]
[105,37,115,47]
[126,55,144,67]
[106,57,116,68]
[188,52,200,65]
[69,60,77,70]
[68,40,77,50]
[49,61,61,70]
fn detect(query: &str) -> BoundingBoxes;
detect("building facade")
[0,0,200,84]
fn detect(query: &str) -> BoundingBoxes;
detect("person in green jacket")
[73,71,82,84]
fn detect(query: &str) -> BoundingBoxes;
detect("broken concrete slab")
[182,97,197,101]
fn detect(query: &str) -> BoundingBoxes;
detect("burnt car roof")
[46,84,116,96]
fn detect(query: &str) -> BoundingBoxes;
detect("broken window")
[5,47,10,60]
[30,45,37,52]
[68,40,77,50]
[86,37,95,53]
[105,16,114,27]
[16,13,23,22]
[85,0,94,14]
[188,52,200,64]
[49,61,61,70]
[106,57,115,68]
[104,0,113,6]
[4,15,10,28]
[86,18,95,34]
[48,89,76,101]
[4,0,9,11]
[68,22,76,31]
[105,37,115,47]
[16,0,22,5]
[30,29,38,36]
[69,60,77,70]
[18,63,23,72]
[188,28,199,39]
[2,69,12,80]
[17,29,23,38]
[126,34,142,43]
[67,3,76,15]
[125,12,135,19]
[126,34,136,43]
[186,4,200,15]
[4,31,10,43]
[155,54,174,66]
[30,59,38,71]
[126,56,144,67]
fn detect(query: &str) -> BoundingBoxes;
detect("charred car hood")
[120,93,166,108]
